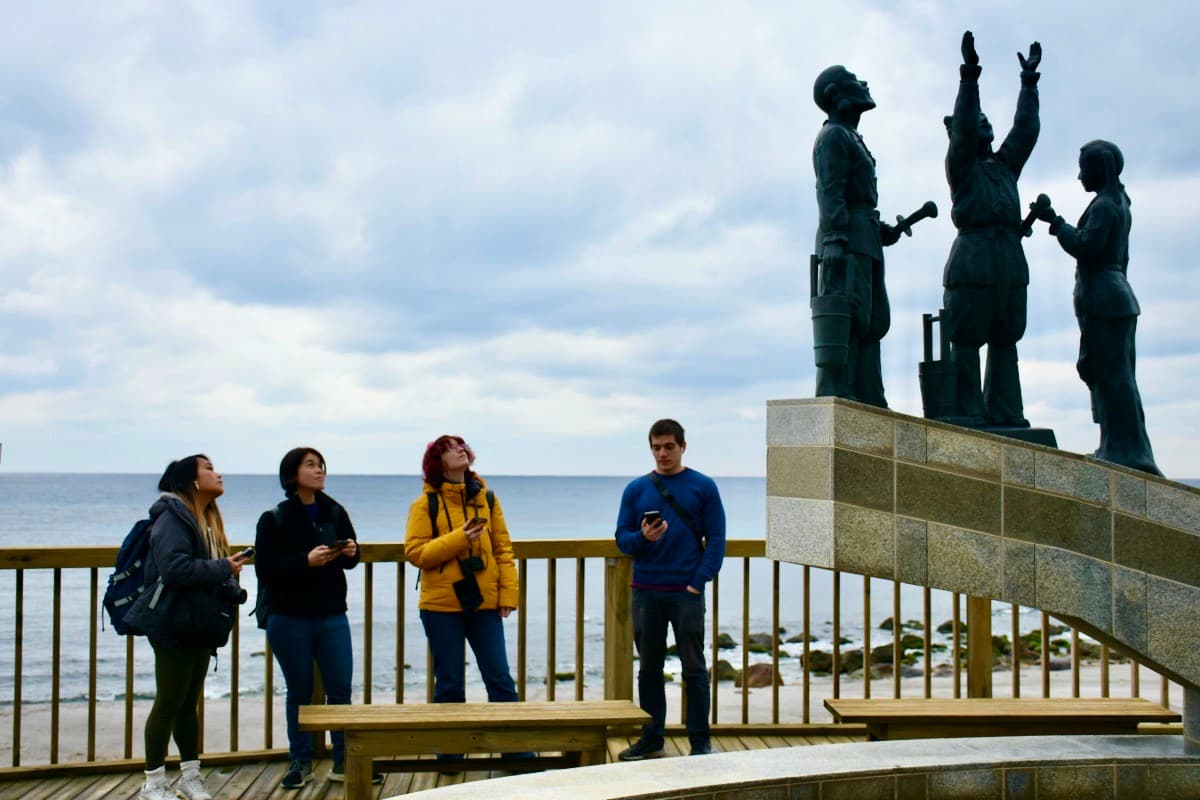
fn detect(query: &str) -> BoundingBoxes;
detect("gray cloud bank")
[2,1,1199,477]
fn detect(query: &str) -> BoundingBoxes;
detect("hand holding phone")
[464,517,485,541]
[237,546,256,560]
[330,539,352,550]
[641,510,665,541]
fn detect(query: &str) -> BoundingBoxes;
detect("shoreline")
[1,663,1184,767]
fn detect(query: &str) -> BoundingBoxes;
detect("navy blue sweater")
[614,468,726,590]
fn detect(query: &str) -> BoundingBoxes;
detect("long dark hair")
[157,454,229,557]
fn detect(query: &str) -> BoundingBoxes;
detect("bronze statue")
[941,31,1041,428]
[811,66,934,407]
[1031,142,1162,475]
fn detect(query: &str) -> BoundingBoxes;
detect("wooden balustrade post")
[604,556,633,701]
[966,595,992,698]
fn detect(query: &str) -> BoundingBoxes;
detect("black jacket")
[145,493,234,590]
[253,492,361,619]
[134,493,236,648]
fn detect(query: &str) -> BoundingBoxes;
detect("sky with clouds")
[2,1,1199,477]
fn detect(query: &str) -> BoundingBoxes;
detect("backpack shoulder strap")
[426,492,439,537]
[425,489,491,535]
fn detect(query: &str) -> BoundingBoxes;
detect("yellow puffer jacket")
[404,477,519,613]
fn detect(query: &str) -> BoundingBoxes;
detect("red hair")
[422,435,476,487]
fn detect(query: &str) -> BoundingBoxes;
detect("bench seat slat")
[299,700,647,731]
[825,698,1180,724]
[297,699,650,795]
[824,698,1180,741]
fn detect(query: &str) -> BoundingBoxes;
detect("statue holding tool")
[1029,143,1161,475]
[810,65,937,407]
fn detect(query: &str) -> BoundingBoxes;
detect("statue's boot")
[983,341,1028,428]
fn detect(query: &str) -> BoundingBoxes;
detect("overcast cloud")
[2,1,1199,477]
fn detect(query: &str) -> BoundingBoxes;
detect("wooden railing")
[0,541,1184,775]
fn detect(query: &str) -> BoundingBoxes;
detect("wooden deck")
[0,732,865,799]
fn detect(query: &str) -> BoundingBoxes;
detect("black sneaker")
[280,759,313,790]
[329,761,383,784]
[618,739,665,761]
[689,742,712,756]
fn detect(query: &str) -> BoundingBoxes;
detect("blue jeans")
[420,609,519,704]
[267,613,353,762]
[632,588,710,748]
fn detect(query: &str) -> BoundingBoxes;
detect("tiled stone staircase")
[765,396,1200,751]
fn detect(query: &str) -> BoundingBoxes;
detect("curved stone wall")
[396,736,1198,800]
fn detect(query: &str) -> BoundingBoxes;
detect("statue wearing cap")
[810,65,903,407]
[1030,141,1161,475]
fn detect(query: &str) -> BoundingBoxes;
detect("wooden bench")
[299,699,649,798]
[824,697,1180,741]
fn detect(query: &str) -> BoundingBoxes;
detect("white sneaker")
[174,771,212,800]
[138,780,172,800]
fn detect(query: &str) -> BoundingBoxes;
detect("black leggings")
[144,644,211,769]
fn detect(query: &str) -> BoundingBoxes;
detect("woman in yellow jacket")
[405,435,520,712]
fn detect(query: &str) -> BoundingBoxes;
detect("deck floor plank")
[45,774,110,800]
[0,778,40,800]
[0,732,868,798]
[83,773,141,799]
[230,759,289,800]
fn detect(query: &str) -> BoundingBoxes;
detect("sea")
[0,473,979,705]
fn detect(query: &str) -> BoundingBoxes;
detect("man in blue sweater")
[614,419,726,759]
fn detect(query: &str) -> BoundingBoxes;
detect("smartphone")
[642,510,662,525]
[238,546,256,560]
[467,517,485,528]
[330,538,352,550]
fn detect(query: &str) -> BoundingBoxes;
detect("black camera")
[217,579,248,606]
[461,555,485,574]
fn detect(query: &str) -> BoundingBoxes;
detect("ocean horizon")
[0,472,1019,704]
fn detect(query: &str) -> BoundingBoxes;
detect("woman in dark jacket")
[253,447,371,790]
[140,455,249,800]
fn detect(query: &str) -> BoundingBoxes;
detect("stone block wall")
[765,397,1200,691]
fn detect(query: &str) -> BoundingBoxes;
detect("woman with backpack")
[404,435,527,766]
[138,455,250,800]
[253,447,379,790]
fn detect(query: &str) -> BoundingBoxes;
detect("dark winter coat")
[253,492,361,620]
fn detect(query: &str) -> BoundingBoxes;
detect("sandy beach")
[1,662,1184,767]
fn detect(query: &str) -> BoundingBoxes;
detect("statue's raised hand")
[1018,41,1042,72]
[961,31,979,66]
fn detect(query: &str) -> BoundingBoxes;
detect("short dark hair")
[813,64,852,112]
[279,447,326,496]
[648,419,685,446]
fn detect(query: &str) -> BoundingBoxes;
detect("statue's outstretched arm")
[1052,199,1117,262]
[1000,41,1042,173]
[947,30,982,184]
